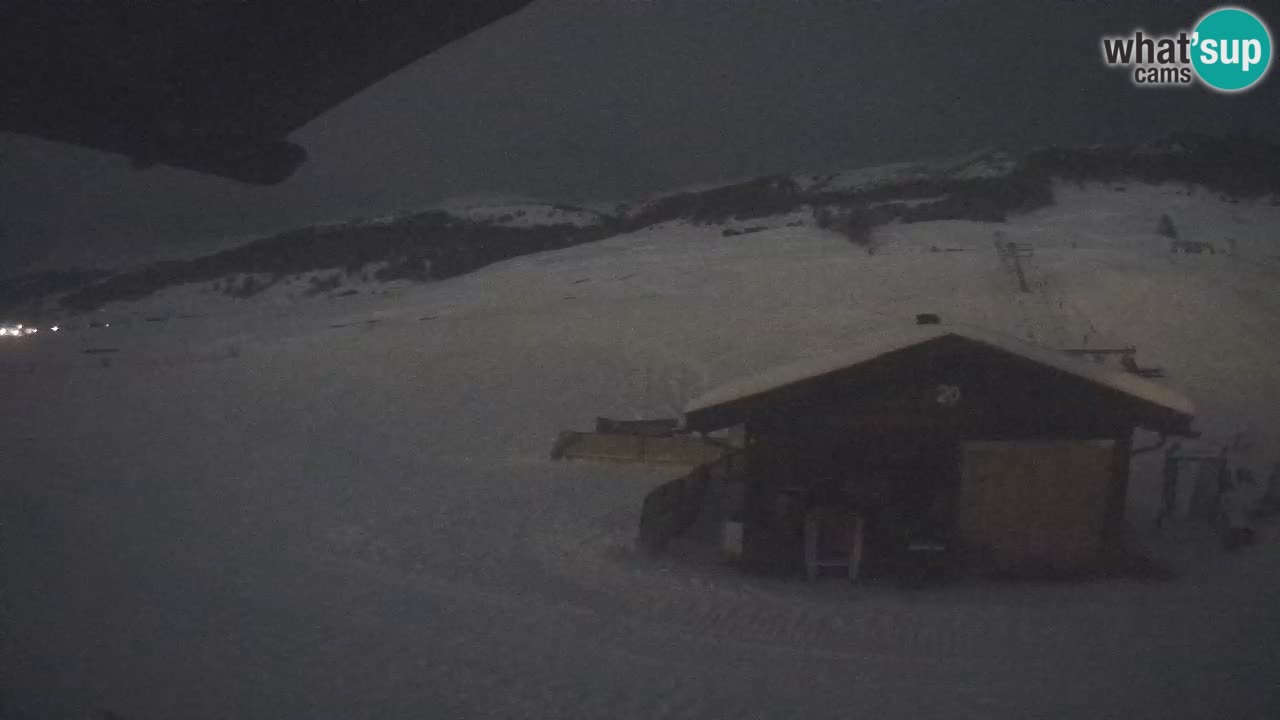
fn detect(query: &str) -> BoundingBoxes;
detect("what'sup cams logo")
[1102,6,1272,92]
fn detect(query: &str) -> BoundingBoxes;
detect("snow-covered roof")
[684,324,1195,426]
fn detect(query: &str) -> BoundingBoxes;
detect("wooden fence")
[594,416,679,437]
[550,431,729,466]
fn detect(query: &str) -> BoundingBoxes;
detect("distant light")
[15,324,21,329]
[51,326,59,332]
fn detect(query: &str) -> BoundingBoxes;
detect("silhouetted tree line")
[1022,132,1280,199]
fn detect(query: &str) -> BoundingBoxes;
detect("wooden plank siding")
[957,439,1117,573]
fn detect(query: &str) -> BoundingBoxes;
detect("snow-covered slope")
[10,134,1280,321]
[2,172,1279,719]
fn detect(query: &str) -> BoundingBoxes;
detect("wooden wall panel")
[958,440,1116,572]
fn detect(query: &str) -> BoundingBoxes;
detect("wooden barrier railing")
[550,431,729,466]
[637,450,746,553]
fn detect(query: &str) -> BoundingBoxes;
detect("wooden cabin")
[680,325,1195,578]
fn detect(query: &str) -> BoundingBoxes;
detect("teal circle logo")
[1192,7,1272,92]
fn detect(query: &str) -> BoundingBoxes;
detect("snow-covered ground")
[1,182,1278,719]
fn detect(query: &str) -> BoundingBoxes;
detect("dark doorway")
[743,427,959,579]
[832,431,959,577]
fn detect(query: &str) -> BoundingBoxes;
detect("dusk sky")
[3,0,1278,270]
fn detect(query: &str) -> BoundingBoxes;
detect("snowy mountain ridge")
[2,132,1278,318]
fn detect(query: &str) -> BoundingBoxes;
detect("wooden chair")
[803,507,865,582]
